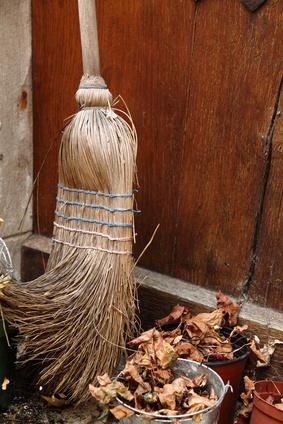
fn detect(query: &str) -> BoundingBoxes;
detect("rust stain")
[19,90,28,110]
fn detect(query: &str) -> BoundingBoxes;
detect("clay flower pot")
[206,328,250,424]
[250,380,283,424]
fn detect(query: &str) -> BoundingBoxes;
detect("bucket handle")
[224,383,233,394]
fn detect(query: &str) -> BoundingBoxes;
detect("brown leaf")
[156,305,188,326]
[134,382,151,396]
[175,342,204,362]
[230,325,249,336]
[156,340,178,369]
[173,335,183,345]
[192,374,207,388]
[97,373,112,386]
[216,291,241,326]
[152,368,173,385]
[128,328,156,346]
[1,377,9,391]
[89,381,133,404]
[192,413,203,423]
[172,377,194,392]
[122,363,147,387]
[110,405,134,420]
[240,376,255,407]
[158,384,177,410]
[187,390,215,409]
[186,318,210,338]
[250,340,268,365]
[193,309,224,328]
[41,394,66,407]
[162,328,182,339]
[255,339,283,368]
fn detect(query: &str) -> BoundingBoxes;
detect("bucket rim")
[115,358,227,420]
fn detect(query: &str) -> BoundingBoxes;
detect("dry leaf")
[158,383,177,410]
[97,373,112,386]
[175,342,204,362]
[123,363,147,387]
[156,305,188,326]
[89,381,133,404]
[187,390,215,409]
[192,374,207,388]
[230,325,248,336]
[255,339,283,367]
[172,377,193,392]
[192,413,203,423]
[240,376,255,407]
[41,394,66,407]
[144,392,158,404]
[1,377,9,391]
[250,339,268,365]
[156,340,178,369]
[193,309,224,328]
[152,368,173,385]
[216,291,241,326]
[173,335,183,345]
[128,328,156,346]
[110,405,134,420]
[186,318,210,338]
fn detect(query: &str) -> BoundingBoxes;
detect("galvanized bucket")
[117,359,230,424]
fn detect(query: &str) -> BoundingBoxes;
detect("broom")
[1,0,138,404]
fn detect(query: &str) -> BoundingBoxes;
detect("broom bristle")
[2,75,138,403]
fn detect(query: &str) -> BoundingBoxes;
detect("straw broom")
[1,0,138,404]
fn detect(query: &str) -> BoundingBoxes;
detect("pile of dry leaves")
[88,291,242,421]
[88,292,282,422]
[89,330,218,422]
[152,291,246,363]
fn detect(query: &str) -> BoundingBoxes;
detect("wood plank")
[32,0,82,235]
[173,0,283,298]
[32,0,283,307]
[20,235,283,380]
[249,80,283,310]
[96,0,195,275]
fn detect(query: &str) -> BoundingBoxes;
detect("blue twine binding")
[55,211,133,228]
[56,197,140,213]
[58,184,138,198]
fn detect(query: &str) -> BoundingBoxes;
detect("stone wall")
[0,0,32,277]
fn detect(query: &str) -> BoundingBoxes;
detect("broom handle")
[78,0,100,75]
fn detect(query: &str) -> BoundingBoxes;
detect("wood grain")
[32,0,283,309]
[172,0,283,298]
[249,80,283,310]
[32,0,82,235]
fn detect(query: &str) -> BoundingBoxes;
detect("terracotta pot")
[250,380,283,424]
[206,328,250,424]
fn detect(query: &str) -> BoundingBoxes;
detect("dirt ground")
[0,395,103,424]
[0,366,109,424]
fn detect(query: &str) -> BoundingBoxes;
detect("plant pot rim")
[204,348,250,367]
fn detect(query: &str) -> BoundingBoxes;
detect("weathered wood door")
[32,0,283,310]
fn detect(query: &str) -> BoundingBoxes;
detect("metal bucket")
[117,359,230,423]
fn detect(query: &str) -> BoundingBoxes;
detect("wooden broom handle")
[78,0,100,75]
